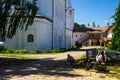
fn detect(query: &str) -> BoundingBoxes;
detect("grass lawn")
[74,55,120,80]
[107,61,120,79]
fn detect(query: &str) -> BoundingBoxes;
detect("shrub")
[43,48,66,53]
[75,41,82,48]
[43,49,52,53]
[14,49,28,53]
[1,49,32,54]
[0,45,7,52]
[8,49,15,53]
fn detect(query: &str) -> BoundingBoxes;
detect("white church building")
[3,0,74,51]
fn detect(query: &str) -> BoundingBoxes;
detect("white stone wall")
[66,8,74,30]
[73,32,87,45]
[66,29,72,49]
[53,0,66,49]
[4,34,18,49]
[35,19,52,51]
[37,0,53,20]
[4,18,52,51]
[107,29,112,38]
[4,28,24,50]
[66,0,74,30]
[23,18,52,51]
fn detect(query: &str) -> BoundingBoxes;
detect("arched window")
[27,34,34,42]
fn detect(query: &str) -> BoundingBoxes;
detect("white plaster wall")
[53,0,66,49]
[28,0,53,19]
[24,18,52,51]
[36,0,52,20]
[4,28,24,50]
[107,29,112,38]
[4,18,52,51]
[66,0,74,49]
[4,35,18,49]
[73,32,87,45]
[23,29,36,51]
[66,29,72,49]
[66,8,74,30]
[36,19,52,51]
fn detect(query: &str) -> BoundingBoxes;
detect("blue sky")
[71,0,119,27]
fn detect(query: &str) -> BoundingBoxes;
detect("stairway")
[78,34,89,42]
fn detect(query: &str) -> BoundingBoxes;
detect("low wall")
[106,50,120,61]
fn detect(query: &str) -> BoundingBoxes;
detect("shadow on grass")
[0,57,84,80]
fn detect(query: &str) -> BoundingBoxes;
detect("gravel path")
[0,50,118,80]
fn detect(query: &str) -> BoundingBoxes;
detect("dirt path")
[0,50,118,80]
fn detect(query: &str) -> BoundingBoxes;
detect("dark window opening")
[27,34,34,42]
[75,35,77,37]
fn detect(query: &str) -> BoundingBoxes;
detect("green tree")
[107,22,110,27]
[87,23,90,27]
[110,2,120,51]
[75,41,82,48]
[92,22,96,27]
[0,0,38,38]
[74,22,81,27]
[97,24,100,27]
[81,24,86,28]
[74,22,86,28]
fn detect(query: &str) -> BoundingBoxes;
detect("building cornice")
[35,15,53,22]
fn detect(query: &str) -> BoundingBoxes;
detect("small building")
[73,25,114,46]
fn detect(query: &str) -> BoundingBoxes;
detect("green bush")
[8,49,14,53]
[106,43,112,50]
[43,49,52,53]
[0,45,7,52]
[43,48,66,53]
[75,41,82,48]
[0,49,33,54]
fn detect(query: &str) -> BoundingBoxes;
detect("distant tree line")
[74,22,86,28]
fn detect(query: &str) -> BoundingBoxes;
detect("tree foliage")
[0,0,38,38]
[110,2,120,51]
[74,22,86,28]
[75,41,82,48]
[92,22,96,27]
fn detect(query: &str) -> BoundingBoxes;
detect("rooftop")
[73,27,95,32]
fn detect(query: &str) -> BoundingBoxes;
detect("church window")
[27,34,34,42]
